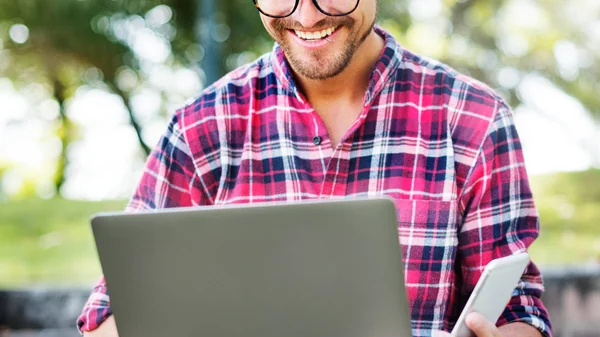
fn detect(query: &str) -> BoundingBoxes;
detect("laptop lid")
[91,197,412,337]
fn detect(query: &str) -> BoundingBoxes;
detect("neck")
[294,28,385,105]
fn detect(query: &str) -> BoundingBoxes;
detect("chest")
[215,102,457,203]
[313,103,363,148]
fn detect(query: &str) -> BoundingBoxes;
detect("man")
[78,0,552,336]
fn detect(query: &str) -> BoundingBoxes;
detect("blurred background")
[0,0,599,336]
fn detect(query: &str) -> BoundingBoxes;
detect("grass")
[528,169,600,265]
[0,169,598,287]
[0,198,127,288]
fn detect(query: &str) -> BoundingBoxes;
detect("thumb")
[466,312,498,337]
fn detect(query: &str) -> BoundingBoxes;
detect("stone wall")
[0,289,88,337]
[543,265,600,337]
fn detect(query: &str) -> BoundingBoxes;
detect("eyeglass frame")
[252,0,361,18]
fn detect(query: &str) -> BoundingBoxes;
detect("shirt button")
[313,136,322,146]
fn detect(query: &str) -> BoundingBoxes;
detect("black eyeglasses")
[253,0,360,18]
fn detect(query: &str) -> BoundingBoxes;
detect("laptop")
[91,197,413,337]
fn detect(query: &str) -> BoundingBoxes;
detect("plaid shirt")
[78,26,551,337]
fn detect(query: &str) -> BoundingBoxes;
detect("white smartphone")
[451,252,530,337]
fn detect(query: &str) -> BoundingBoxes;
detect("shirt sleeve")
[77,112,199,333]
[457,102,552,337]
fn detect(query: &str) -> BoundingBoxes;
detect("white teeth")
[294,27,336,40]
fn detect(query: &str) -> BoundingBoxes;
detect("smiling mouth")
[292,26,338,41]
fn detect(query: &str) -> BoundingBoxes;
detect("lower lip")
[288,27,341,50]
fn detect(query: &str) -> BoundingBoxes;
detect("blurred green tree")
[0,0,154,195]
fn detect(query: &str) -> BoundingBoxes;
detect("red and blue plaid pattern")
[78,26,551,337]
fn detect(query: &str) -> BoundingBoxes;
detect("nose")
[291,0,328,29]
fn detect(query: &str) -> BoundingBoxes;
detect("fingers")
[466,312,501,337]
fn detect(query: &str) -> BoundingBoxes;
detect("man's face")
[260,0,378,80]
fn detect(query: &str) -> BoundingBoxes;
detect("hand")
[433,312,501,337]
[83,315,120,337]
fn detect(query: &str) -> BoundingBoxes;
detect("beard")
[270,16,375,80]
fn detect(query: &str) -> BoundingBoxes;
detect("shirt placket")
[319,145,351,198]
[318,105,373,198]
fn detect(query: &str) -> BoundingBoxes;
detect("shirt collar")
[270,25,404,106]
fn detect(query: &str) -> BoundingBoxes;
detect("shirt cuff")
[77,276,113,334]
[497,298,553,337]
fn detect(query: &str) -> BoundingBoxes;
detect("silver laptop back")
[91,198,412,337]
